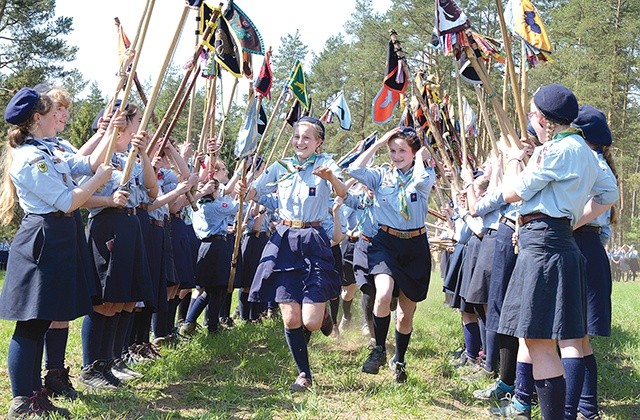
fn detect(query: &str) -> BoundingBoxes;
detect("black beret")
[572,105,612,146]
[4,88,40,125]
[533,84,579,125]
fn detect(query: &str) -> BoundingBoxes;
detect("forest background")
[1,0,639,244]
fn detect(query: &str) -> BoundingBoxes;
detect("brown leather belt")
[360,234,372,243]
[170,212,182,219]
[500,216,516,231]
[104,207,137,216]
[380,225,426,239]
[347,235,360,243]
[150,219,165,228]
[575,225,602,235]
[48,210,73,218]
[519,212,550,225]
[202,234,226,242]
[281,220,322,229]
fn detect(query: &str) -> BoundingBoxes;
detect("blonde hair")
[47,88,72,109]
[0,94,53,225]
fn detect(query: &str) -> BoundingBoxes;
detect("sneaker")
[78,360,118,390]
[338,316,351,333]
[474,380,512,401]
[179,322,198,337]
[102,360,123,387]
[320,309,333,336]
[577,413,601,420]
[489,400,531,419]
[152,335,179,349]
[388,358,408,383]
[362,345,386,374]
[7,395,46,419]
[34,389,71,418]
[219,317,235,329]
[137,342,162,360]
[111,358,143,381]
[44,367,78,400]
[455,351,484,369]
[289,372,312,391]
[361,323,371,337]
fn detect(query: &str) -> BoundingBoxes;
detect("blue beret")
[527,121,537,138]
[533,84,578,124]
[472,170,484,179]
[572,105,612,146]
[4,88,40,125]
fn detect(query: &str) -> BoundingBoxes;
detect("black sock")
[303,326,312,344]
[484,329,499,373]
[394,330,412,364]
[135,308,153,344]
[579,354,598,419]
[284,327,311,379]
[207,287,227,332]
[152,309,169,339]
[462,322,481,358]
[563,357,585,420]
[239,291,250,321]
[249,301,262,321]
[535,375,566,420]
[373,314,390,349]
[499,334,519,385]
[218,292,232,319]
[44,327,69,370]
[113,311,133,359]
[167,297,180,332]
[8,320,50,397]
[342,299,353,320]
[100,312,120,361]
[329,298,339,324]
[177,295,191,322]
[81,311,107,366]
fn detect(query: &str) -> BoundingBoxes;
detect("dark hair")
[390,126,421,153]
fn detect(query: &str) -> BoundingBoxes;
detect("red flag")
[255,54,272,98]
[372,85,400,124]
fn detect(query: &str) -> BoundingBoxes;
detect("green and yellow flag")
[287,60,309,110]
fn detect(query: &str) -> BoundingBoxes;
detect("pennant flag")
[188,0,204,7]
[242,51,253,79]
[234,93,259,158]
[319,108,334,124]
[224,0,264,55]
[212,17,242,77]
[328,92,352,130]
[199,1,220,49]
[383,40,408,93]
[257,102,268,135]
[504,0,552,66]
[287,60,309,109]
[372,85,400,124]
[435,0,470,36]
[462,96,476,135]
[286,98,302,127]
[337,132,378,169]
[254,55,273,98]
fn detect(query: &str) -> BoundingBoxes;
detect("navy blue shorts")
[498,218,587,340]
[195,236,231,289]
[368,229,431,302]
[249,224,341,304]
[341,241,357,286]
[574,227,611,337]
[486,221,517,333]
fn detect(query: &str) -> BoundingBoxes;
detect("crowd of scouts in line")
[0,82,619,420]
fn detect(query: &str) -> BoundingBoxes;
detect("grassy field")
[0,272,638,419]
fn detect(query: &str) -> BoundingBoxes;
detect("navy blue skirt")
[195,236,232,289]
[170,216,196,288]
[440,249,452,281]
[368,229,432,302]
[87,209,153,304]
[466,229,497,304]
[148,224,169,312]
[249,224,341,304]
[0,213,93,321]
[458,235,482,302]
[238,232,269,288]
[574,227,612,337]
[486,221,517,333]
[443,242,464,295]
[498,218,587,340]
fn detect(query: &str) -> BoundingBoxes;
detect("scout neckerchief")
[267,153,318,186]
[353,192,374,232]
[536,127,581,166]
[395,166,414,220]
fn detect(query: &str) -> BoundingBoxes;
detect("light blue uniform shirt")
[192,194,238,239]
[10,138,93,214]
[474,190,502,230]
[252,153,343,223]
[148,168,177,221]
[513,132,619,226]
[348,164,435,230]
[88,152,147,217]
[586,152,618,228]
[343,191,378,237]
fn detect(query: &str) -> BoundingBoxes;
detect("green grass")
[0,271,639,419]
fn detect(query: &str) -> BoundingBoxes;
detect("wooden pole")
[474,85,499,157]
[227,156,248,293]
[453,59,468,167]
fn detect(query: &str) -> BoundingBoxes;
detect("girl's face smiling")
[291,123,321,162]
[53,105,69,133]
[388,137,415,173]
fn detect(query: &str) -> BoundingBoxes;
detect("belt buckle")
[290,220,305,229]
[397,230,412,239]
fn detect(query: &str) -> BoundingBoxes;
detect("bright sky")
[55,0,392,98]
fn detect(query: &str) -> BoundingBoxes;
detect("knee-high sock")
[579,354,599,419]
[152,309,169,339]
[462,322,481,358]
[177,295,191,322]
[499,334,519,385]
[44,327,69,370]
[513,362,534,407]
[185,292,210,324]
[133,307,153,344]
[167,296,180,332]
[8,320,50,397]
[342,298,353,320]
[394,330,412,364]
[207,287,227,332]
[563,357,586,420]
[484,329,499,373]
[100,312,120,361]
[329,298,340,325]
[535,376,566,420]
[81,311,108,366]
[218,292,232,319]
[238,291,250,321]
[113,311,133,359]
[284,327,311,379]
[373,314,390,348]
